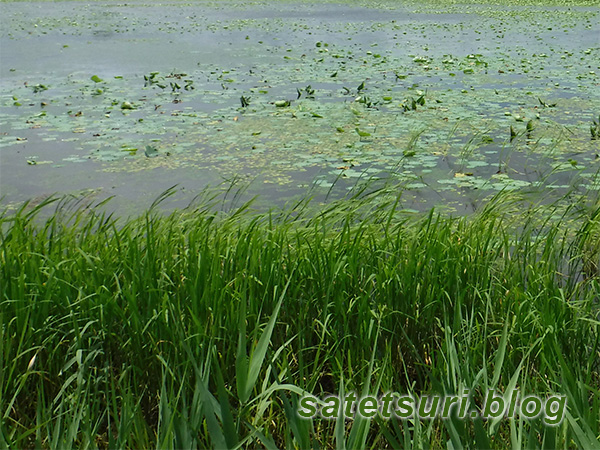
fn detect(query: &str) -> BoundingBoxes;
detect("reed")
[1,187,598,448]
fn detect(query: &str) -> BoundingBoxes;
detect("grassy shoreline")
[1,188,599,448]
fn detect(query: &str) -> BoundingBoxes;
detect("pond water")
[1,0,599,214]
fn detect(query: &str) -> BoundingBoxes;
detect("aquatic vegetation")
[591,115,599,141]
[1,0,598,212]
[1,187,599,448]
[240,94,251,107]
[1,2,598,447]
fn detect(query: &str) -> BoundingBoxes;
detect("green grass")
[1,186,599,449]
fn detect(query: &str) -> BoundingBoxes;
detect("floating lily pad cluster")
[0,0,598,212]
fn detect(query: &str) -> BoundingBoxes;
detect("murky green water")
[1,0,598,213]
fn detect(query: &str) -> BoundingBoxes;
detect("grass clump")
[1,187,599,448]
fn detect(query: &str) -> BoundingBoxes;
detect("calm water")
[1,1,598,214]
